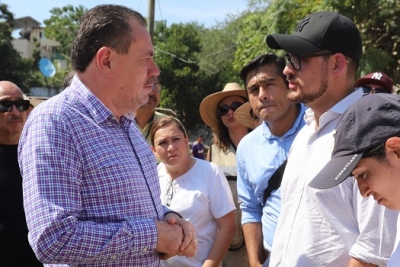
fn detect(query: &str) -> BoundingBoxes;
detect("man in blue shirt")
[236,54,305,266]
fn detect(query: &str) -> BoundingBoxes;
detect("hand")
[164,213,197,257]
[155,220,184,260]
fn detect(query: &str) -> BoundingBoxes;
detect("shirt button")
[112,255,117,260]
[142,247,148,253]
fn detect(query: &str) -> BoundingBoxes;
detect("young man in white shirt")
[266,11,398,266]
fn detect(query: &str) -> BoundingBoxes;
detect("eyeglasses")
[0,100,30,113]
[164,181,174,207]
[152,83,162,93]
[283,52,335,71]
[362,86,388,94]
[217,102,243,116]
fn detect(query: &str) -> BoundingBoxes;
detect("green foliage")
[233,0,326,71]
[154,21,204,128]
[233,0,400,85]
[3,1,398,129]
[0,4,34,91]
[44,5,86,58]
[325,0,400,81]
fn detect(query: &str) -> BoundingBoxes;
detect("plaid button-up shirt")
[19,76,165,267]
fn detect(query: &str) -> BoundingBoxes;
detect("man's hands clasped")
[155,213,197,260]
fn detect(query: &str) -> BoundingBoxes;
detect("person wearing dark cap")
[356,71,394,94]
[266,10,397,266]
[236,53,305,267]
[309,93,400,267]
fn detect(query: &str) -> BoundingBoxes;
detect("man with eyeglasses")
[135,76,167,144]
[266,11,398,266]
[0,81,42,266]
[356,71,394,94]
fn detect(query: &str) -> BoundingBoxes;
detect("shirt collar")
[262,103,306,139]
[304,88,364,128]
[71,76,135,124]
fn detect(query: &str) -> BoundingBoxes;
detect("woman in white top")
[149,116,236,267]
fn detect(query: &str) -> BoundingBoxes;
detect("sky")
[3,0,249,28]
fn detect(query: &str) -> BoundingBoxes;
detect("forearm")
[348,257,378,267]
[350,182,398,266]
[30,215,158,264]
[203,212,235,267]
[243,222,267,267]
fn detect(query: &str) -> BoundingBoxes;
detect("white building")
[11,16,67,97]
[11,16,63,61]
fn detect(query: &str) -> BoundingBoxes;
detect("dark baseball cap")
[309,94,400,189]
[266,11,362,63]
[356,72,394,93]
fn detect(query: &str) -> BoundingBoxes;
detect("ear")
[331,53,347,75]
[95,47,113,74]
[385,137,400,159]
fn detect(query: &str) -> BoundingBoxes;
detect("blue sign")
[38,58,56,77]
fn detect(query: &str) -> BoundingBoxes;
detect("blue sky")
[3,0,249,28]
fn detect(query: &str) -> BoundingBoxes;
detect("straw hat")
[199,83,247,129]
[234,102,257,129]
[29,97,45,107]
[23,94,47,107]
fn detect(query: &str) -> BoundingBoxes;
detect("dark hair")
[63,71,75,88]
[239,53,287,90]
[362,140,387,161]
[215,96,247,151]
[149,116,187,147]
[71,5,147,73]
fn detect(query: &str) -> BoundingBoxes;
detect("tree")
[0,3,34,91]
[233,0,400,84]
[327,0,400,82]
[44,5,87,58]
[153,21,204,129]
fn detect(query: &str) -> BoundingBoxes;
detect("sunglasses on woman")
[217,102,243,116]
[0,100,30,113]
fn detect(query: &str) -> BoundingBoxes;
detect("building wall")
[30,87,64,97]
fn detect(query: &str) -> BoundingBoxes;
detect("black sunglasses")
[0,100,30,113]
[362,86,388,94]
[283,52,335,71]
[217,102,243,116]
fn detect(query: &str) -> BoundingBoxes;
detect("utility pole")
[148,0,155,42]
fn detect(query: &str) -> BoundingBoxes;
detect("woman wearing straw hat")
[199,82,250,267]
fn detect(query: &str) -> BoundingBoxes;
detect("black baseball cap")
[309,94,400,189]
[266,11,362,63]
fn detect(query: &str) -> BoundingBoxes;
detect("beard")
[287,60,329,104]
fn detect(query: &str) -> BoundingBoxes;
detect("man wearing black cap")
[266,11,398,266]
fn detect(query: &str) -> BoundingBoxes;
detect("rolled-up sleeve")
[349,182,398,267]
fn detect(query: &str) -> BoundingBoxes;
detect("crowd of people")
[1,4,400,267]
